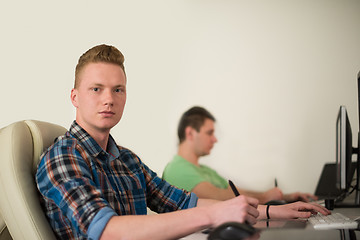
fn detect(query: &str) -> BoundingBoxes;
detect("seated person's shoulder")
[117,145,138,158]
[38,133,85,170]
[43,133,78,155]
[163,156,199,176]
[116,145,144,166]
[163,156,207,191]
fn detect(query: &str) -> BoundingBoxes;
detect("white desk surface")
[181,207,360,240]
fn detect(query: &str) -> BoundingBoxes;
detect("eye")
[93,87,99,92]
[115,88,126,93]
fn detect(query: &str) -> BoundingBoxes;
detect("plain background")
[1,0,360,195]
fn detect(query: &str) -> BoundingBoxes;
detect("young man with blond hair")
[36,44,329,240]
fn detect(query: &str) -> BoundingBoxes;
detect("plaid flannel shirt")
[36,121,197,239]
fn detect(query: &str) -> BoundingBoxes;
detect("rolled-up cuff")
[88,207,117,240]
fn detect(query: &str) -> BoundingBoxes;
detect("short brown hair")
[74,44,126,88]
[178,106,216,144]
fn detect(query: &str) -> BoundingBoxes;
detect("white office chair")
[0,212,11,240]
[0,120,67,240]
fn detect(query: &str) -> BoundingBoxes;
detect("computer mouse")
[265,200,287,205]
[207,222,257,240]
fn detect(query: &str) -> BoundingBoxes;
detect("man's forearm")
[196,198,220,207]
[100,207,212,240]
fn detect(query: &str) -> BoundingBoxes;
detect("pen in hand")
[228,180,253,225]
[274,178,278,188]
[228,180,240,197]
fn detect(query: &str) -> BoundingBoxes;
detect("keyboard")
[308,213,359,230]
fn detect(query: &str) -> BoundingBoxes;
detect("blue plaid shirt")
[36,121,197,239]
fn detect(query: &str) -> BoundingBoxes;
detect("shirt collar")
[68,121,120,160]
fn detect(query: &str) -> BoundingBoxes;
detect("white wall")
[1,0,360,194]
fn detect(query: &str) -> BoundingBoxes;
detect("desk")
[182,207,360,240]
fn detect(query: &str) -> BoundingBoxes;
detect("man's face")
[71,62,126,135]
[192,118,218,157]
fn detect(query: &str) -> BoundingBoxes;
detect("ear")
[185,126,196,140]
[70,88,79,108]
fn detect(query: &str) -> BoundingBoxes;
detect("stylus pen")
[228,180,240,196]
[229,180,252,225]
[274,178,278,188]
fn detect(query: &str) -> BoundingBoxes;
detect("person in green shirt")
[163,106,318,204]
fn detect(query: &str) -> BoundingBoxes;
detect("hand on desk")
[210,195,260,226]
[267,201,331,220]
[263,188,318,204]
[283,192,318,203]
[262,187,284,203]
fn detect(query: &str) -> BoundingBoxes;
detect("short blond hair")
[74,44,125,88]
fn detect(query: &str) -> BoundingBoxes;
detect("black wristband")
[266,205,270,219]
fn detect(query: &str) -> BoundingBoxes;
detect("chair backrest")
[0,120,67,240]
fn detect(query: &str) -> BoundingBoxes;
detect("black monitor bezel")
[335,106,354,192]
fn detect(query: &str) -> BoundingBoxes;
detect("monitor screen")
[336,106,354,191]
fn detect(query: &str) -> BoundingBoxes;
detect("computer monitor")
[333,71,360,207]
[335,105,360,208]
[335,106,355,192]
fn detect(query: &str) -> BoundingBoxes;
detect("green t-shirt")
[162,155,228,191]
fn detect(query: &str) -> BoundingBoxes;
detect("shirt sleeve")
[36,139,112,238]
[88,207,117,240]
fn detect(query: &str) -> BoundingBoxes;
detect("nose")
[103,89,114,106]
